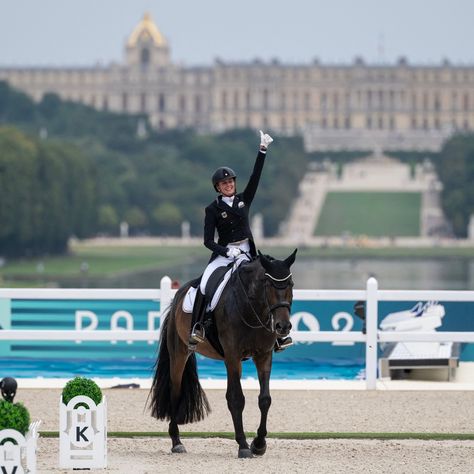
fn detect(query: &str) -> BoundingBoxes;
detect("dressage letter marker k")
[76,426,89,442]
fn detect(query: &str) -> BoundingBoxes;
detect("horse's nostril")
[276,321,291,334]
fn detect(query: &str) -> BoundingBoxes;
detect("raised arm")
[242,131,273,204]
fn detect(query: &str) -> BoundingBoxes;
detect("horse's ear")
[258,251,271,270]
[284,248,298,268]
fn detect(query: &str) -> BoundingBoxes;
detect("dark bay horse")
[149,249,297,458]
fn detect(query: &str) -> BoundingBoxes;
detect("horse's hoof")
[250,440,267,456]
[238,448,253,458]
[171,444,187,454]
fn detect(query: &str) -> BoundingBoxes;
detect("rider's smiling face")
[217,178,236,197]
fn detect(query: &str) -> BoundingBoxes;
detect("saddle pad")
[182,257,247,313]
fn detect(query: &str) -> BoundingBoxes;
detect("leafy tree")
[152,202,183,235]
[0,126,97,257]
[434,134,474,237]
[98,205,119,235]
[124,206,148,235]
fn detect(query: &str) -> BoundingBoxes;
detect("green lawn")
[1,242,473,288]
[0,245,208,279]
[315,192,421,237]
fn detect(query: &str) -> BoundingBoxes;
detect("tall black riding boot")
[189,289,207,350]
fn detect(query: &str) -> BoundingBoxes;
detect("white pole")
[365,277,378,389]
[160,276,173,327]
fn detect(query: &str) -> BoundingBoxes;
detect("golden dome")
[127,12,167,47]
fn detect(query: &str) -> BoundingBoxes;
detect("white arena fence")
[0,277,473,390]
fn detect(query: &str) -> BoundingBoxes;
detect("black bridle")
[233,265,293,333]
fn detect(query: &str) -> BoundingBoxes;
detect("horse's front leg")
[250,351,273,456]
[225,358,252,458]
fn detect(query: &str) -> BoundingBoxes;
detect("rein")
[233,265,292,333]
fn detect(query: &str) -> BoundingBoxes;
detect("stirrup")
[190,323,206,344]
[274,336,293,353]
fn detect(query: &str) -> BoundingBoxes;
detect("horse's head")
[257,249,297,337]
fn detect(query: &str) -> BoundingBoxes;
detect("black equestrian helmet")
[212,166,236,191]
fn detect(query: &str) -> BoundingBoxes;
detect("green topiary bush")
[0,400,31,435]
[62,377,102,407]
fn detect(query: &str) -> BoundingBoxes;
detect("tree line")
[0,82,307,257]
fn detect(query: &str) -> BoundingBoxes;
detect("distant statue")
[469,215,474,241]
[120,221,129,238]
[181,221,190,239]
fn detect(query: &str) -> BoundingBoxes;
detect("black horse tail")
[149,293,210,424]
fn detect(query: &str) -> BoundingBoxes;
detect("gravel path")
[13,388,474,473]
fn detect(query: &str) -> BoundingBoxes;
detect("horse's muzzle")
[275,320,292,337]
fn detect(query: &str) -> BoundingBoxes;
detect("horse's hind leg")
[225,358,252,458]
[250,352,273,456]
[168,329,189,453]
[168,354,187,453]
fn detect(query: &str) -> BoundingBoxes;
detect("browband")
[264,272,292,282]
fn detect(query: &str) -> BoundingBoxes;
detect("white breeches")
[200,240,251,294]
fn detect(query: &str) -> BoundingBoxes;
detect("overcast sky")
[1,0,473,67]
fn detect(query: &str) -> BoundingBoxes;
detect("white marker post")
[0,420,42,474]
[59,395,107,469]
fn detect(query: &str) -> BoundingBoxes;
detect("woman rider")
[189,130,293,352]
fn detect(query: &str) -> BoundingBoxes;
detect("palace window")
[452,91,458,110]
[222,91,228,110]
[389,90,395,108]
[194,95,202,114]
[423,92,429,111]
[263,89,269,110]
[320,92,327,110]
[140,48,150,67]
[233,91,239,109]
[463,93,469,111]
[304,92,311,111]
[345,92,351,109]
[179,95,186,113]
[158,93,165,112]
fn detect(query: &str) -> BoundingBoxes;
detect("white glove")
[259,130,273,149]
[226,247,241,259]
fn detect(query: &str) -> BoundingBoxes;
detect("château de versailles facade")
[1,13,474,151]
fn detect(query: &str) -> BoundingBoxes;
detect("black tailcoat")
[204,150,266,261]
